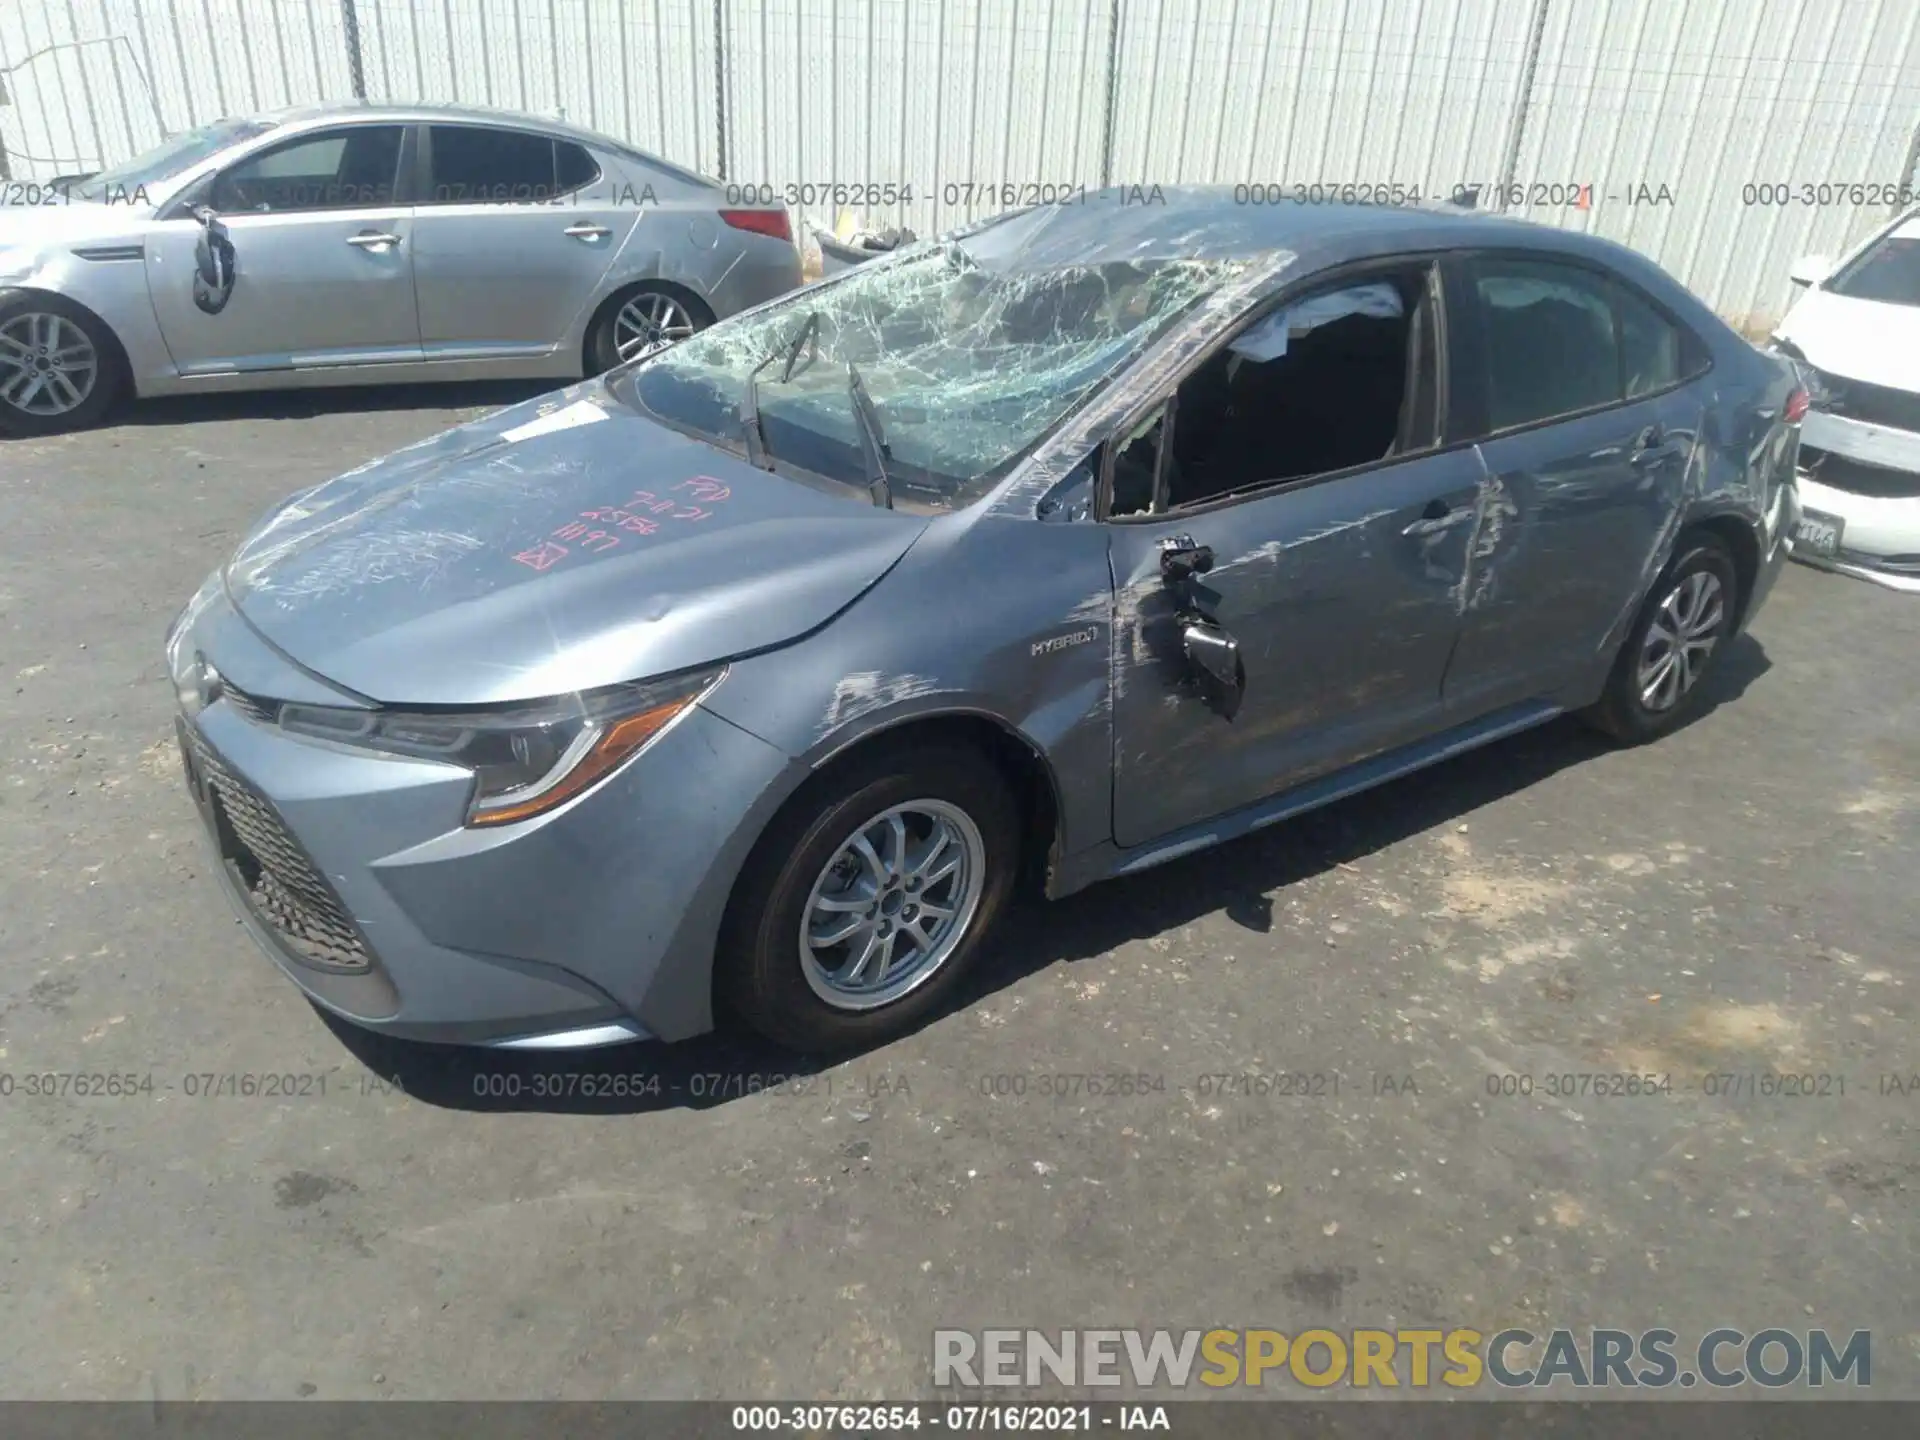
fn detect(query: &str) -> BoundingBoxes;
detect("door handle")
[1402,498,1474,537]
[564,222,612,239]
[346,231,402,248]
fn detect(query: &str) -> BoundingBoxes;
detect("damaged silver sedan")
[166,190,1803,1054]
[0,102,798,434]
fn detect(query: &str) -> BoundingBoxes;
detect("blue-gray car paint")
[167,191,1799,1046]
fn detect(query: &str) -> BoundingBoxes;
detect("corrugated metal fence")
[2,0,1917,329]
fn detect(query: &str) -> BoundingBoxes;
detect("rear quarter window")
[555,142,600,193]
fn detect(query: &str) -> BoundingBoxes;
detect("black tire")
[0,292,125,437]
[585,283,713,375]
[717,743,1020,1054]
[1582,532,1740,743]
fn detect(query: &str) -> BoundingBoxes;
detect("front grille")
[1811,370,1920,433]
[1802,448,1920,498]
[180,723,371,973]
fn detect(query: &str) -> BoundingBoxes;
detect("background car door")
[145,124,419,374]
[410,124,642,359]
[1439,254,1703,716]
[1107,436,1485,850]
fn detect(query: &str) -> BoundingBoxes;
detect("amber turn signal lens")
[468,694,699,827]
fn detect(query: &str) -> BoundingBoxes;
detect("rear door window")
[1466,257,1621,432]
[425,125,562,204]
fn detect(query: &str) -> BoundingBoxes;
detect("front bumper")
[168,591,799,1046]
[1790,410,1920,593]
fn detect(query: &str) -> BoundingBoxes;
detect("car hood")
[0,199,148,254]
[1775,287,1920,392]
[224,383,929,706]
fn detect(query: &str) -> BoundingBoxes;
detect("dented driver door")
[145,123,422,375]
[1106,445,1486,850]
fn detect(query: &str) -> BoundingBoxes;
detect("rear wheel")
[0,293,123,436]
[1584,533,1739,743]
[718,744,1019,1053]
[585,284,710,374]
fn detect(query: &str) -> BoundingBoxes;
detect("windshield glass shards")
[617,238,1248,510]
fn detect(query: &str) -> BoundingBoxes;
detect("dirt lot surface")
[1,386,1915,1400]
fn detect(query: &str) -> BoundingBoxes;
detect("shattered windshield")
[615,236,1246,509]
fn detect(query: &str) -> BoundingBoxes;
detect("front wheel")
[1583,533,1740,743]
[0,294,124,436]
[718,744,1020,1053]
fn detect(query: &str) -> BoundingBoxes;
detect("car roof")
[255,100,720,184]
[963,184,1725,337]
[968,184,1610,267]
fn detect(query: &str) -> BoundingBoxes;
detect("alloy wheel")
[612,292,697,361]
[1636,569,1725,712]
[799,799,987,1011]
[0,311,98,417]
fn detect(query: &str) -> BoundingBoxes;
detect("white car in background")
[1768,206,1920,592]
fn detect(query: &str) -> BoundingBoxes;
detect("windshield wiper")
[738,311,822,473]
[780,310,821,381]
[846,361,894,510]
[739,348,780,472]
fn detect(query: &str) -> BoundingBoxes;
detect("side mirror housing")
[193,225,222,287]
[190,208,237,314]
[1181,620,1245,720]
[1787,254,1831,288]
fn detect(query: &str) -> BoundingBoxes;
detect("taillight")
[719,208,792,242]
[1784,387,1809,424]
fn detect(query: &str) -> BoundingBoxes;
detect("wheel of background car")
[587,284,711,374]
[717,742,1020,1053]
[0,293,123,436]
[1583,532,1740,744]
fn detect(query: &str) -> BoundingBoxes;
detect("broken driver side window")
[1155,265,1439,510]
[1107,405,1168,518]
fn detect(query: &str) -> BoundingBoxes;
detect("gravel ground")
[1,385,1915,1401]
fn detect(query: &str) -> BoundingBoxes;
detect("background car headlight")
[277,667,724,826]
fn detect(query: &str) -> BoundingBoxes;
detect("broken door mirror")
[1160,538,1215,585]
[1036,455,1097,522]
[191,206,237,315]
[1182,618,1245,719]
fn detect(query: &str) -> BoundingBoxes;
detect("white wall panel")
[2,0,1916,324]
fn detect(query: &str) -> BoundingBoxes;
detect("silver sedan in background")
[0,101,801,434]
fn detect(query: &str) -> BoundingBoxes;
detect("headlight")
[166,572,226,716]
[277,667,724,827]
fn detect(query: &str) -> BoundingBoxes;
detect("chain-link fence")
[3,0,1917,329]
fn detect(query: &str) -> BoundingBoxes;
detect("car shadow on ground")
[103,379,556,429]
[317,633,1770,1117]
